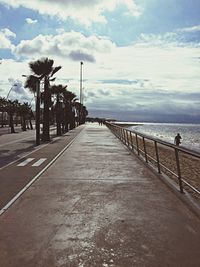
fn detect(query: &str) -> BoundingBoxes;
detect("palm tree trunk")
[22,116,26,131]
[29,118,33,130]
[42,77,50,141]
[64,104,69,132]
[56,98,62,136]
[1,112,5,127]
[9,113,15,133]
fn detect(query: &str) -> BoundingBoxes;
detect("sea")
[117,122,200,153]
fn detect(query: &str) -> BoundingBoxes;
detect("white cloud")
[0,0,140,26]
[25,18,37,24]
[0,28,16,49]
[0,59,33,102]
[13,31,115,62]
[1,30,200,121]
[136,25,200,49]
[136,32,178,47]
[2,28,16,38]
[179,25,200,33]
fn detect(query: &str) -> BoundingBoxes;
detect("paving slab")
[0,123,200,267]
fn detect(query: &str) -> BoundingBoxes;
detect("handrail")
[106,121,200,196]
[111,123,200,158]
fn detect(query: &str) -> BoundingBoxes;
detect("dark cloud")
[69,50,95,62]
[98,89,110,96]
[101,79,140,85]
[88,108,200,123]
[87,92,96,98]
[130,89,200,103]
[86,88,200,123]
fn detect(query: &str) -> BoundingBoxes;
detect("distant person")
[174,133,182,146]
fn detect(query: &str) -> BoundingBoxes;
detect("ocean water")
[125,122,200,153]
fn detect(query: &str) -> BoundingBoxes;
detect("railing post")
[143,137,148,163]
[174,148,184,193]
[122,128,124,142]
[120,128,122,140]
[135,133,140,155]
[125,130,128,145]
[124,129,127,145]
[154,141,161,173]
[126,130,129,147]
[117,127,120,138]
[130,131,134,150]
[122,129,126,143]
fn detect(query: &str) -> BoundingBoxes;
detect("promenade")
[0,123,200,267]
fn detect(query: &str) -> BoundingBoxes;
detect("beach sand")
[129,134,200,200]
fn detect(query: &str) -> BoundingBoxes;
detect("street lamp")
[1,83,17,127]
[79,61,83,124]
[6,84,17,100]
[22,75,40,146]
[80,61,83,105]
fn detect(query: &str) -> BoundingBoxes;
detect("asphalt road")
[0,125,84,211]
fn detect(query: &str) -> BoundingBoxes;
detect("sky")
[0,0,200,122]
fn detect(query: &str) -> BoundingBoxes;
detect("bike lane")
[0,125,85,212]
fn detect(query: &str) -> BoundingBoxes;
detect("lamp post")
[1,84,17,127]
[22,75,40,145]
[80,61,83,104]
[6,84,17,100]
[79,61,83,124]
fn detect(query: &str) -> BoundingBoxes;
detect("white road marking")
[17,158,35,166]
[32,158,47,167]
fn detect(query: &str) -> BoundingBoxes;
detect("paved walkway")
[0,123,200,267]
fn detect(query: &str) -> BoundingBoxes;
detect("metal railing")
[106,122,200,196]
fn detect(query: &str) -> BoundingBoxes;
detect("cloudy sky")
[0,0,200,122]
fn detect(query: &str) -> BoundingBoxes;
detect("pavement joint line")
[0,129,77,171]
[0,127,84,216]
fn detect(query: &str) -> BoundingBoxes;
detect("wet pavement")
[0,123,200,267]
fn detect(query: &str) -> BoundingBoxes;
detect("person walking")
[174,133,182,146]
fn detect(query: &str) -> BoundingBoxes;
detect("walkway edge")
[131,147,200,220]
[111,131,200,220]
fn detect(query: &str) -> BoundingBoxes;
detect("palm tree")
[50,84,67,136]
[25,58,61,141]
[5,99,19,133]
[63,89,77,130]
[82,105,88,124]
[74,101,81,126]
[74,102,88,125]
[0,97,7,127]
[18,102,32,131]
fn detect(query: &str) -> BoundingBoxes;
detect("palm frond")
[29,57,54,76]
